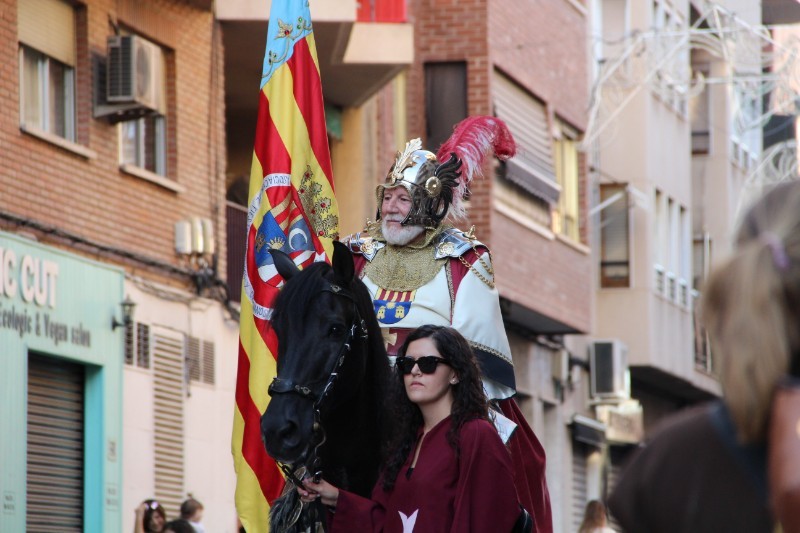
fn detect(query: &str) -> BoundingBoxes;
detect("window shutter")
[571,443,589,533]
[18,0,76,66]
[27,353,84,532]
[202,340,215,385]
[494,71,560,203]
[151,327,185,520]
[186,335,201,382]
[125,321,135,365]
[186,336,215,385]
[137,323,151,368]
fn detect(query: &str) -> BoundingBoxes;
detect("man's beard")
[381,216,425,245]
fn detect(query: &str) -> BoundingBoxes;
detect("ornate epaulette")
[342,232,384,262]
[433,227,487,260]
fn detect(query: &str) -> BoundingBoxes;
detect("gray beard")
[382,219,425,246]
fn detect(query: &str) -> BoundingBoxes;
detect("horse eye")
[329,324,345,337]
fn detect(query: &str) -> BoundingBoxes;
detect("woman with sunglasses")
[299,324,521,532]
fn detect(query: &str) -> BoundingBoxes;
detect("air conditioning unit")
[590,340,629,401]
[107,35,163,112]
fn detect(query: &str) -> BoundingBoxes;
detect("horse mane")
[270,261,331,350]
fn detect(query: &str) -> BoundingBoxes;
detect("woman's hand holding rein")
[297,478,339,508]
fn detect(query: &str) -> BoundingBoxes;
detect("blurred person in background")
[577,500,615,533]
[133,499,166,533]
[180,497,205,533]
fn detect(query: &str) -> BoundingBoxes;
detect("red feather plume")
[436,116,517,219]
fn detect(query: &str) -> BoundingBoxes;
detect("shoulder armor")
[342,232,384,262]
[433,227,487,260]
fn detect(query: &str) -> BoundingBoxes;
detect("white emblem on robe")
[399,509,418,532]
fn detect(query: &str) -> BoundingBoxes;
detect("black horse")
[261,241,391,531]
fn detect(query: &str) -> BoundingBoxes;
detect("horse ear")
[269,249,300,280]
[332,241,355,282]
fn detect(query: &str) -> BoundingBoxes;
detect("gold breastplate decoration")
[362,224,449,292]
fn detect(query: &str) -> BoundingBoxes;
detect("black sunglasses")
[395,355,451,375]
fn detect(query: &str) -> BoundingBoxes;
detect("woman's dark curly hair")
[381,325,489,491]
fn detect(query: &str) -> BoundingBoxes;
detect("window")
[731,87,761,169]
[679,206,690,306]
[553,119,581,241]
[18,0,76,141]
[117,33,168,176]
[125,322,151,368]
[692,232,712,291]
[599,183,630,288]
[119,116,167,175]
[425,62,467,151]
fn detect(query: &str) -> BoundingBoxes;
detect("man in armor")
[343,117,553,533]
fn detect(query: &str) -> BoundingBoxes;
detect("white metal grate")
[151,328,185,520]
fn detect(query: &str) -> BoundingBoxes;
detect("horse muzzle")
[261,397,315,463]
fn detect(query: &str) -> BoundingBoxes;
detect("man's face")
[381,187,424,245]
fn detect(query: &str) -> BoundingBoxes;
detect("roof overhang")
[630,365,718,404]
[500,297,583,336]
[219,0,413,110]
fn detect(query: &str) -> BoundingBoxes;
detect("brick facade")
[0,0,226,289]
[408,0,592,333]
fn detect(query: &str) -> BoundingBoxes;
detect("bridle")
[267,279,368,490]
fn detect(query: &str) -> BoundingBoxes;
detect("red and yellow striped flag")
[232,1,338,530]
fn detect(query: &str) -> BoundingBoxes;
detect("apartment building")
[403,0,595,530]
[583,0,800,526]
[0,0,242,530]
[0,0,418,530]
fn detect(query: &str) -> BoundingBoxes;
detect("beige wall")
[331,103,380,236]
[122,281,241,533]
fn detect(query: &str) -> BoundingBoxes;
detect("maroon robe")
[330,417,520,532]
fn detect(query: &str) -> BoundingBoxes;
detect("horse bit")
[267,280,368,515]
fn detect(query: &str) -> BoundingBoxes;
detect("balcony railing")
[678,278,689,308]
[666,271,677,302]
[357,0,406,22]
[654,264,665,295]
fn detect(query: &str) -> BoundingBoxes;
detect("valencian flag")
[232,0,338,530]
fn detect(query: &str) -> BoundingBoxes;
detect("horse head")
[261,241,389,487]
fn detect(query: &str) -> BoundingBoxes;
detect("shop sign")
[0,246,91,348]
[595,400,644,444]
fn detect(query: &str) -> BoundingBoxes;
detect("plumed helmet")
[377,116,517,228]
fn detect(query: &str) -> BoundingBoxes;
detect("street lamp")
[111,296,137,331]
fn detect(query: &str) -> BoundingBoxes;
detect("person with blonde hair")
[609,180,800,532]
[577,500,615,533]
